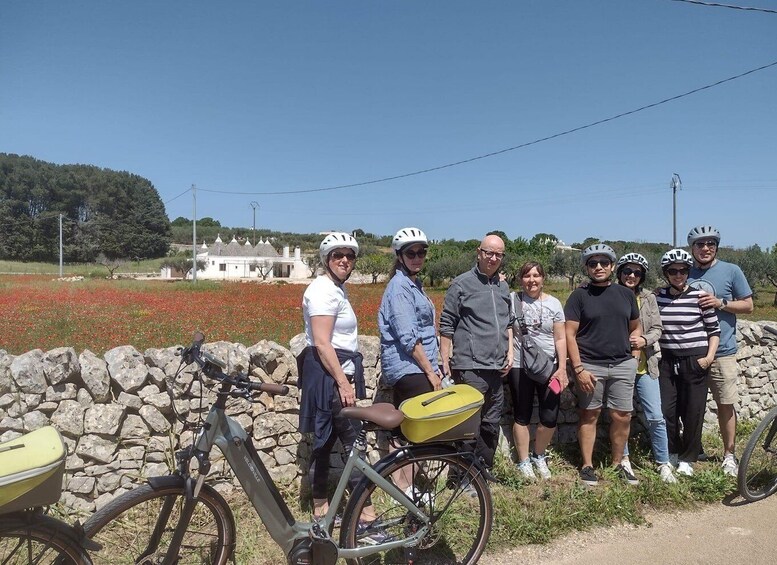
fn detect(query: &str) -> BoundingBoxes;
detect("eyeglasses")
[620,267,644,277]
[330,251,356,261]
[403,249,428,259]
[586,259,612,269]
[479,249,505,260]
[665,268,689,276]
[693,240,717,249]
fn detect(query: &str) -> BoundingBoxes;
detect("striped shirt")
[656,287,720,356]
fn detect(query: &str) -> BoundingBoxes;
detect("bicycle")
[0,426,100,564]
[737,325,777,503]
[82,333,493,564]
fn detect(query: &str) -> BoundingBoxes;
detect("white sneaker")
[531,453,552,480]
[721,454,738,477]
[677,461,694,476]
[658,463,678,484]
[517,458,537,480]
[619,458,635,478]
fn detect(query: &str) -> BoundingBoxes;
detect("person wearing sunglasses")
[440,234,513,481]
[687,225,753,477]
[656,249,720,477]
[615,253,676,483]
[299,232,375,523]
[379,227,442,407]
[565,243,642,487]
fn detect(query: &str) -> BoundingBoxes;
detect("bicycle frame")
[191,400,441,560]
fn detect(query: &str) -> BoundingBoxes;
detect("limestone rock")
[105,346,149,393]
[42,347,80,386]
[139,404,171,434]
[10,350,46,394]
[50,400,85,437]
[80,350,111,402]
[84,404,126,435]
[46,383,78,402]
[76,434,118,464]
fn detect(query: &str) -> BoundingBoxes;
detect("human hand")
[697,292,719,311]
[697,357,714,370]
[576,369,597,394]
[552,367,569,391]
[338,382,355,407]
[427,370,443,391]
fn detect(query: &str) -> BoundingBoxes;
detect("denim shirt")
[378,270,439,386]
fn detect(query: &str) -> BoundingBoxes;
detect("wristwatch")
[719,298,729,311]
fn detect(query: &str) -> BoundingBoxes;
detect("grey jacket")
[439,266,510,370]
[638,288,663,378]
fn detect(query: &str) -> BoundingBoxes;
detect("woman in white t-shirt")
[508,261,567,480]
[299,232,376,524]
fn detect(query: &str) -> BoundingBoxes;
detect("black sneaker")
[615,463,639,486]
[579,465,599,486]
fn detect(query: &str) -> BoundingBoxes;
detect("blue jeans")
[623,372,670,465]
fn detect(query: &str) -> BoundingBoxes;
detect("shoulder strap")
[513,292,523,319]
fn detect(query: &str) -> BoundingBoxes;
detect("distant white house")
[161,235,309,280]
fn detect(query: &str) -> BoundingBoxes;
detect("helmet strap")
[325,254,350,285]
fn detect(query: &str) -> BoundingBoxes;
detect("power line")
[164,187,192,205]
[669,0,777,14]
[195,59,777,196]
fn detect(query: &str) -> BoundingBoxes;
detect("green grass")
[0,258,165,277]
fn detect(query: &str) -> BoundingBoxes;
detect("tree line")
[0,153,171,262]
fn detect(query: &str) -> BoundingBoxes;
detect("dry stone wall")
[1,320,776,514]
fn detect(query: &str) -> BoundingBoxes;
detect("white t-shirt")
[511,292,565,368]
[303,275,358,374]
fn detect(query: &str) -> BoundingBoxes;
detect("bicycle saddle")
[340,403,404,429]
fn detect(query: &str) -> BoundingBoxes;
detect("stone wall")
[1,320,776,513]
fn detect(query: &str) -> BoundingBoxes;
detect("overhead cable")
[197,59,777,196]
[670,0,777,14]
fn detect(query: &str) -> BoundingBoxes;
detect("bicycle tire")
[340,444,493,565]
[82,482,236,565]
[738,405,777,502]
[0,515,92,564]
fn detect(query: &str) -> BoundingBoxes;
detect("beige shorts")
[708,354,739,405]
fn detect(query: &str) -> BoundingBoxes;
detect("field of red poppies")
[0,275,445,355]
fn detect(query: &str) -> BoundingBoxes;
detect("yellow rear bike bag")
[0,426,66,514]
[399,384,484,444]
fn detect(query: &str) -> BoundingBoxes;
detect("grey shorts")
[576,357,637,412]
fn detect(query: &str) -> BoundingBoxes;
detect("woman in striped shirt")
[656,249,720,477]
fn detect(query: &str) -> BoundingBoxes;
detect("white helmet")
[661,248,693,269]
[581,243,616,264]
[391,227,428,253]
[687,225,721,246]
[616,253,649,273]
[319,232,359,263]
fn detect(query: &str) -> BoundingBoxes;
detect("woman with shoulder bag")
[508,261,567,480]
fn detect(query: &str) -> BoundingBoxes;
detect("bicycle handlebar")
[179,334,290,397]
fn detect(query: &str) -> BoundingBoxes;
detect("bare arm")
[502,326,514,376]
[628,318,642,360]
[310,315,354,407]
[565,320,595,394]
[551,321,568,389]
[411,341,442,390]
[440,334,453,378]
[698,292,754,315]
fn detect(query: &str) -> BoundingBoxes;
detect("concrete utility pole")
[671,173,681,247]
[192,184,197,283]
[250,201,260,245]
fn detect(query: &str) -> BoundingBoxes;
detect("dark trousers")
[452,368,505,468]
[309,395,362,499]
[658,354,709,463]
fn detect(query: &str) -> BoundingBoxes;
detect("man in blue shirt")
[687,225,753,477]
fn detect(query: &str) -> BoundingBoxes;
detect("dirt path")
[484,493,777,564]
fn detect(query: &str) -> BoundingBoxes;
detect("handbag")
[511,292,556,384]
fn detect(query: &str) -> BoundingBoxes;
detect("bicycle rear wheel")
[0,516,92,564]
[738,405,777,502]
[340,445,492,565]
[82,482,235,564]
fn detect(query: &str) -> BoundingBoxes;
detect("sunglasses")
[693,240,717,249]
[403,249,428,259]
[665,268,689,276]
[479,249,505,260]
[331,251,356,261]
[620,267,644,277]
[586,259,612,269]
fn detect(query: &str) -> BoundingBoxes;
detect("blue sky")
[2,1,775,249]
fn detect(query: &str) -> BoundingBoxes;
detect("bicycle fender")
[147,475,185,490]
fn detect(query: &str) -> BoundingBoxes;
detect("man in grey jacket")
[440,234,513,473]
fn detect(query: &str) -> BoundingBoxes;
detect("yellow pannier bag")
[399,384,484,444]
[0,426,66,514]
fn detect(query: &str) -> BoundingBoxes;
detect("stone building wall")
[1,320,776,514]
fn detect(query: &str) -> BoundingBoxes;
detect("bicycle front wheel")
[340,445,493,565]
[0,516,92,564]
[738,405,777,502]
[82,482,236,564]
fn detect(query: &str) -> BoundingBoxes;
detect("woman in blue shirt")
[378,227,442,406]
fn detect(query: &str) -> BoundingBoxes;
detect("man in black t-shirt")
[565,244,641,487]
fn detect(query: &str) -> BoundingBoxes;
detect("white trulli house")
[162,235,309,280]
